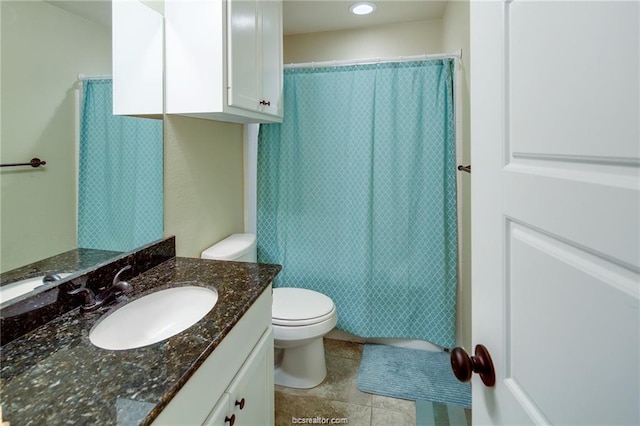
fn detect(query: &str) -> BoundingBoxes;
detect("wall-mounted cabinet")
[112,0,164,118]
[165,0,283,124]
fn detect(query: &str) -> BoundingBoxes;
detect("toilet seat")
[273,288,336,326]
[273,307,336,326]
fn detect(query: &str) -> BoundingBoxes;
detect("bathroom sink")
[89,285,218,350]
[0,273,72,305]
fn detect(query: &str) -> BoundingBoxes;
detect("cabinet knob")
[235,398,246,410]
[259,100,271,106]
[225,414,236,426]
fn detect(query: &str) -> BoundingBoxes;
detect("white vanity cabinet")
[205,329,274,426]
[112,0,163,117]
[153,286,274,426]
[165,0,283,123]
[203,394,232,426]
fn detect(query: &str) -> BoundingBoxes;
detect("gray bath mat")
[356,344,471,408]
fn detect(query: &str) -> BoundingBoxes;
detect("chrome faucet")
[43,273,62,283]
[69,265,133,312]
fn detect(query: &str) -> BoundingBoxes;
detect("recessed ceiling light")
[349,2,377,15]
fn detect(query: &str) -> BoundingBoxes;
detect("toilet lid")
[272,288,335,325]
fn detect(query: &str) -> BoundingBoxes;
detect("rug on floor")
[356,344,471,408]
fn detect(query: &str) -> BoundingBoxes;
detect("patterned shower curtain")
[257,59,458,348]
[77,79,163,252]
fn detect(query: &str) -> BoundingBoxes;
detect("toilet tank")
[200,234,257,262]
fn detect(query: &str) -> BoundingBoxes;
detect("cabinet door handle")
[235,398,246,410]
[225,414,236,425]
[259,100,271,106]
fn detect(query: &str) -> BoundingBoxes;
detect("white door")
[470,1,639,425]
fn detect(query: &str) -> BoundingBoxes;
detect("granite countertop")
[0,257,281,425]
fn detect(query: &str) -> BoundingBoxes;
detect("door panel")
[226,327,274,425]
[260,0,283,117]
[509,1,639,160]
[228,0,259,112]
[471,1,640,424]
[509,222,639,425]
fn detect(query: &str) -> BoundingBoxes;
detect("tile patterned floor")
[275,339,417,426]
[416,400,472,426]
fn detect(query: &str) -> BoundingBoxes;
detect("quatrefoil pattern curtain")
[258,60,458,348]
[78,79,163,252]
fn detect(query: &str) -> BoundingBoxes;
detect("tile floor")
[274,338,417,426]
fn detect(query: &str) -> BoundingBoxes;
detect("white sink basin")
[0,273,72,305]
[89,286,218,351]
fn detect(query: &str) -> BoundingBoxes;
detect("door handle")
[450,344,496,387]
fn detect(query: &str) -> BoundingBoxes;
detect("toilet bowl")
[201,234,338,389]
[272,287,338,389]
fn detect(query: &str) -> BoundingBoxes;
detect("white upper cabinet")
[112,0,164,117]
[258,0,283,118]
[165,0,283,124]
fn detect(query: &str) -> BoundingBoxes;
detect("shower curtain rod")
[77,73,112,81]
[284,50,462,69]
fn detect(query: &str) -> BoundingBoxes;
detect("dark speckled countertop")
[0,257,281,425]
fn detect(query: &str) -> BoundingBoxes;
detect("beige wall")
[284,18,443,63]
[163,116,244,258]
[0,2,245,265]
[0,1,111,272]
[443,0,472,350]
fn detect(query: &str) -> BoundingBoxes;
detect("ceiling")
[47,1,449,36]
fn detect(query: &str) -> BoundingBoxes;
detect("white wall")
[442,0,471,351]
[0,1,111,272]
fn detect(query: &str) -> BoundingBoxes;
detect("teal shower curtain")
[257,60,458,348]
[78,79,163,252]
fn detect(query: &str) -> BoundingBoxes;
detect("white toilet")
[201,233,257,262]
[271,287,337,388]
[201,233,338,389]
